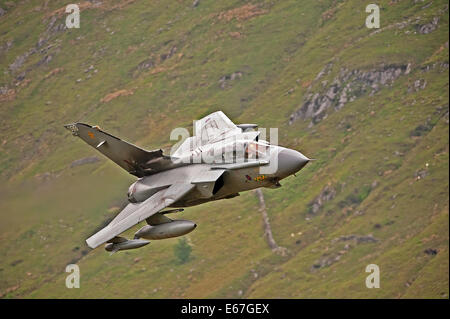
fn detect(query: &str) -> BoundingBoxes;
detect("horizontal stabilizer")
[105,237,150,254]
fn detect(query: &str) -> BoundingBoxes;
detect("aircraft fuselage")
[127,144,309,207]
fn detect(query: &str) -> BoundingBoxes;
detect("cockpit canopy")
[202,139,270,164]
[244,141,270,159]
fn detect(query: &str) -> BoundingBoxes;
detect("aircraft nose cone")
[277,149,309,178]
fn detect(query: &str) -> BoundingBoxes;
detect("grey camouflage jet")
[64,111,310,253]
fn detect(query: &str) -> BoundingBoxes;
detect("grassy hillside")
[0,0,448,298]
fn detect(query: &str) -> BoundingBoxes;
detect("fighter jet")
[64,111,310,253]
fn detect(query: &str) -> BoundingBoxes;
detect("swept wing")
[64,123,173,177]
[86,183,195,248]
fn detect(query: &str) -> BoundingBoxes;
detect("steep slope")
[0,0,448,298]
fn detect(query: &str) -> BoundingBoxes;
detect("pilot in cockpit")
[244,141,269,160]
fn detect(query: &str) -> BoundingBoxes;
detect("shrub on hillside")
[174,237,192,264]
